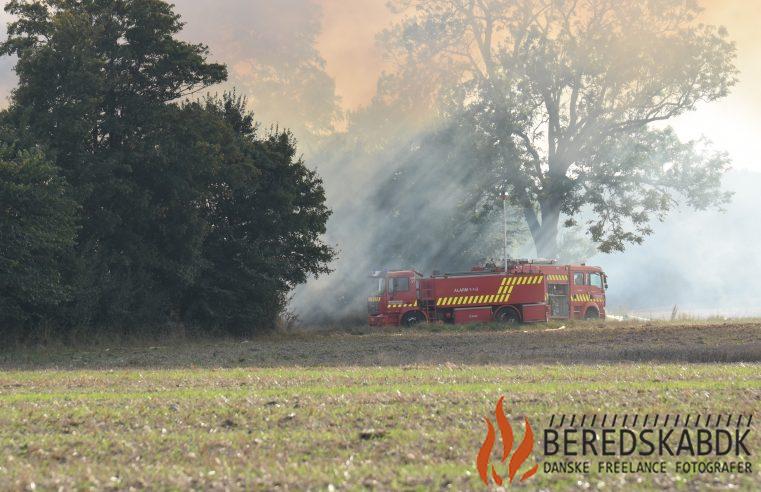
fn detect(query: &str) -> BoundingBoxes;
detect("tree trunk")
[534,199,561,259]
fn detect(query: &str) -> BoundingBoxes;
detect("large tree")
[1,0,334,334]
[381,0,737,257]
[2,0,229,327]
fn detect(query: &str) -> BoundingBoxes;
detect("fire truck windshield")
[371,277,386,295]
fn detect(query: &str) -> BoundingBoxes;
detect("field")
[1,320,760,490]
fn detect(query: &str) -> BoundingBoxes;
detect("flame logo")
[476,396,539,485]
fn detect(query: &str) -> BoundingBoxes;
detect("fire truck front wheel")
[494,306,521,325]
[401,311,426,327]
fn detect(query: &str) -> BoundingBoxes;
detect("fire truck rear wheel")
[585,307,600,320]
[494,307,521,325]
[402,311,426,327]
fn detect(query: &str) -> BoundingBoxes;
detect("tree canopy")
[380,0,737,257]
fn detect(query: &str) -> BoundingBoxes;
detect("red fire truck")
[367,260,607,327]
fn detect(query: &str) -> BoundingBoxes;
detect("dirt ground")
[2,319,759,370]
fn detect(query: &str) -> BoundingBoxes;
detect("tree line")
[0,0,335,343]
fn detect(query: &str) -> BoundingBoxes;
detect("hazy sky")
[315,0,761,172]
[0,1,757,171]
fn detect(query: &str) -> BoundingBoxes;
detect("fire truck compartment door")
[548,283,569,318]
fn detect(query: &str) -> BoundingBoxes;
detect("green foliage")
[0,127,77,332]
[0,1,334,337]
[381,0,738,257]
[181,95,334,333]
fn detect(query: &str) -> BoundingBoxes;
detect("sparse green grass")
[1,321,760,490]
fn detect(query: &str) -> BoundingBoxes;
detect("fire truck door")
[388,275,415,304]
[548,283,569,318]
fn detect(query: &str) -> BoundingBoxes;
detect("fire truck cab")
[367,269,425,327]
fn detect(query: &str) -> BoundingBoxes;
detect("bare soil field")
[2,319,759,369]
[0,320,759,491]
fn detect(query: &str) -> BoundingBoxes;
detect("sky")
[0,1,756,172]
[314,0,761,172]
